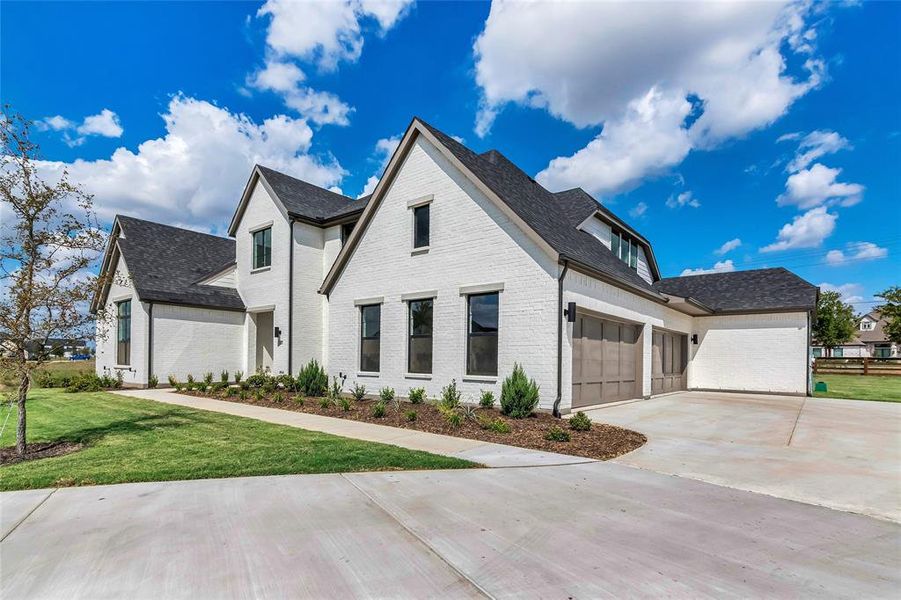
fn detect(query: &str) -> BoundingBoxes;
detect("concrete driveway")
[583,391,901,521]
[3,463,899,599]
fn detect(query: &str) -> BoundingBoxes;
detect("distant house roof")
[110,216,245,311]
[856,310,890,343]
[653,267,818,313]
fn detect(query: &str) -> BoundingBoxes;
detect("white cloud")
[777,163,864,209]
[249,60,305,93]
[761,206,837,252]
[38,115,75,131]
[680,260,735,277]
[781,129,850,172]
[629,201,648,218]
[77,109,124,138]
[818,282,864,304]
[665,189,701,209]
[715,238,742,255]
[474,1,828,195]
[34,95,346,232]
[359,134,402,197]
[825,241,888,266]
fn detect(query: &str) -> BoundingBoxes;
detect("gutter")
[288,219,295,376]
[553,260,569,418]
[147,302,153,386]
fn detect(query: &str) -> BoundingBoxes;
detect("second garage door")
[652,329,688,394]
[572,313,640,408]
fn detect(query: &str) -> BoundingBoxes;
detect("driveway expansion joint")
[1,487,56,543]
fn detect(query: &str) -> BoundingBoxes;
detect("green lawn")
[813,374,901,402]
[0,389,475,491]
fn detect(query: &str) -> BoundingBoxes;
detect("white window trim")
[406,194,434,209]
[459,282,504,296]
[400,290,438,302]
[354,296,384,306]
[409,197,432,252]
[250,266,271,274]
[248,221,274,233]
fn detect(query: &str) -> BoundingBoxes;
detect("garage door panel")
[573,314,640,408]
[652,329,687,394]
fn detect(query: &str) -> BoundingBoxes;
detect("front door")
[254,311,274,372]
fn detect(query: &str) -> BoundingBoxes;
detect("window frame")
[251,226,272,270]
[412,203,430,249]
[466,292,499,377]
[611,229,640,272]
[340,222,355,247]
[407,298,434,374]
[116,299,131,366]
[359,303,381,373]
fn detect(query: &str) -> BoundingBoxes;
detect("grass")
[0,389,475,491]
[813,374,901,402]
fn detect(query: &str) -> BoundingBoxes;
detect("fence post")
[864,357,869,376]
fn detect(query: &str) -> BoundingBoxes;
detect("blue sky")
[2,1,898,311]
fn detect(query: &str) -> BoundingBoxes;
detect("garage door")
[572,313,640,408]
[652,329,687,394]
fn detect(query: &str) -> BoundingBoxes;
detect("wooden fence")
[813,357,901,377]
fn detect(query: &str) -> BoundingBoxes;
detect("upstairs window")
[341,222,355,247]
[467,292,499,376]
[252,227,271,269]
[861,320,874,331]
[360,304,381,372]
[610,230,639,271]
[413,204,430,249]
[117,300,131,365]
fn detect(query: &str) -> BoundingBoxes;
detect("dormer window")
[861,320,875,331]
[610,229,638,270]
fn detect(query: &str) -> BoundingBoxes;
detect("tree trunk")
[16,374,28,457]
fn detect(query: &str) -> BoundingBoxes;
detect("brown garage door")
[652,329,687,394]
[572,313,640,408]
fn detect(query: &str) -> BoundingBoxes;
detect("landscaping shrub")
[408,387,426,404]
[226,386,237,397]
[544,426,570,442]
[167,375,178,388]
[276,373,295,391]
[253,389,263,402]
[379,386,395,403]
[197,382,208,393]
[459,405,478,423]
[479,390,496,409]
[444,410,463,428]
[34,370,83,389]
[371,401,386,418]
[239,390,248,401]
[100,374,117,389]
[500,363,539,418]
[262,378,276,394]
[65,372,103,393]
[273,391,284,404]
[220,370,229,383]
[297,360,328,396]
[294,395,305,406]
[234,370,243,384]
[318,396,331,409]
[569,411,592,432]
[203,372,213,385]
[478,416,510,433]
[174,383,183,392]
[339,397,352,411]
[114,370,124,389]
[148,374,159,389]
[405,410,417,422]
[210,382,226,394]
[351,382,366,401]
[245,373,268,389]
[439,379,462,410]
[327,375,345,402]
[186,374,195,385]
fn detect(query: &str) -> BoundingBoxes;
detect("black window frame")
[359,304,381,373]
[340,222,355,247]
[407,298,433,374]
[116,299,131,366]
[252,227,272,269]
[466,292,499,377]
[413,203,430,249]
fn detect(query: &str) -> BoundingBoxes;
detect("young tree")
[875,286,901,345]
[812,291,856,356]
[0,108,108,457]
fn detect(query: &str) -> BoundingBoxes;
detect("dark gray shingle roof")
[117,216,244,311]
[652,268,817,313]
[257,165,366,222]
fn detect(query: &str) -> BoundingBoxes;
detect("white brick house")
[93,117,819,412]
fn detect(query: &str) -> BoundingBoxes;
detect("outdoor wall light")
[564,301,577,323]
[691,334,699,345]
[274,327,282,339]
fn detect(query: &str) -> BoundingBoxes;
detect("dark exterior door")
[652,329,687,394]
[572,314,640,408]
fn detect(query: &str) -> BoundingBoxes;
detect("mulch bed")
[183,390,646,461]
[1,441,84,465]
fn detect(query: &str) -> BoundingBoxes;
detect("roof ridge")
[256,164,354,203]
[117,215,233,243]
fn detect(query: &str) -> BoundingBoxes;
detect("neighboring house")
[92,117,818,412]
[812,310,898,358]
[0,336,86,360]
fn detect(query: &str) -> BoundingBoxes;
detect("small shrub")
[220,370,229,383]
[234,370,243,384]
[351,382,366,401]
[479,390,496,409]
[148,374,159,389]
[459,405,478,423]
[197,382,208,393]
[569,411,592,432]
[444,410,463,428]
[500,363,540,418]
[405,410,417,422]
[203,372,213,385]
[379,386,395,403]
[253,389,263,402]
[439,379,462,410]
[167,375,178,387]
[294,395,305,406]
[273,391,284,404]
[226,386,237,397]
[65,372,103,393]
[276,373,296,391]
[408,387,426,404]
[114,370,124,389]
[100,374,117,389]
[327,375,345,402]
[297,359,328,396]
[174,383,183,392]
[318,396,332,409]
[544,426,570,442]
[371,401,386,418]
[239,390,248,401]
[478,416,510,434]
[339,397,352,411]
[186,373,195,384]
[262,378,277,394]
[246,373,268,389]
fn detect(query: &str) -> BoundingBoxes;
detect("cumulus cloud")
[475,0,828,195]
[818,282,864,304]
[761,206,837,252]
[680,260,735,277]
[777,163,864,209]
[825,241,888,266]
[781,129,850,172]
[715,238,742,256]
[665,190,701,209]
[35,95,346,232]
[37,109,123,147]
[359,134,402,197]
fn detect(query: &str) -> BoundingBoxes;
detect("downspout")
[288,219,295,376]
[553,260,570,418]
[147,302,153,387]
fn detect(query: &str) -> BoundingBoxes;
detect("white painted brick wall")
[327,137,560,407]
[95,254,148,386]
[690,312,809,394]
[151,304,244,382]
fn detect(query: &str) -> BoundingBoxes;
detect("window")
[252,227,271,269]
[116,300,131,365]
[812,347,822,358]
[611,230,639,271]
[874,345,891,358]
[861,320,874,331]
[832,347,844,358]
[467,292,498,376]
[408,299,433,374]
[341,222,355,247]
[360,304,381,372]
[413,204,430,249]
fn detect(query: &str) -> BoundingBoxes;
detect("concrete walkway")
[3,464,899,598]
[584,391,901,522]
[113,389,591,468]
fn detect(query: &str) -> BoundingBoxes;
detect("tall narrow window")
[413,204,430,248]
[360,304,381,372]
[252,227,271,269]
[629,240,638,269]
[340,222,355,247]
[611,232,620,260]
[610,228,640,272]
[117,300,131,365]
[408,299,433,374]
[467,292,499,376]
